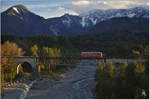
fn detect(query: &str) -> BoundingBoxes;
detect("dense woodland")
[2,31,149,58]
[95,61,149,99]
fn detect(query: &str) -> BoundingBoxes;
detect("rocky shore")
[1,72,63,99]
[2,78,33,99]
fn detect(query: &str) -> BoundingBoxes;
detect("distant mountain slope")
[1,5,53,36]
[46,14,85,36]
[80,7,149,27]
[46,6,149,36]
[1,5,149,36]
[88,17,149,33]
[86,17,149,40]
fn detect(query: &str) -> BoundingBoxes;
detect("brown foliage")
[1,41,25,84]
[2,40,25,57]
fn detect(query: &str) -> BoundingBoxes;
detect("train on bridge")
[81,52,103,57]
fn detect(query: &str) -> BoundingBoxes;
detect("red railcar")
[81,52,103,57]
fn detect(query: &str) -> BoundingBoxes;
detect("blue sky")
[1,0,149,18]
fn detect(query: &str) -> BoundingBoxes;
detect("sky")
[1,0,149,18]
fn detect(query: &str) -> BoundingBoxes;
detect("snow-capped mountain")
[45,14,85,36]
[1,5,52,36]
[47,6,149,36]
[1,5,149,36]
[80,7,149,27]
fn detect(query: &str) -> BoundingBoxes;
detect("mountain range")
[1,4,149,37]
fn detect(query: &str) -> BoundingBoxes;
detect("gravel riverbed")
[25,60,98,99]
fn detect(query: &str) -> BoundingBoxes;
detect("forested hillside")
[2,32,148,58]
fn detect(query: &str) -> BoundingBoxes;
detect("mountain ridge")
[1,5,149,36]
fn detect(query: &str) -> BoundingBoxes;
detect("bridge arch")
[17,62,33,74]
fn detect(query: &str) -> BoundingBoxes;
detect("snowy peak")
[80,7,149,27]
[12,5,29,12]
[81,7,148,17]
[1,4,47,36]
[12,7,19,13]
[61,13,74,27]
[62,13,71,17]
[2,4,43,21]
[127,7,149,18]
[60,13,83,28]
[5,5,30,16]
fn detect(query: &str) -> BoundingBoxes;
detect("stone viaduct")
[11,57,40,78]
[5,56,106,79]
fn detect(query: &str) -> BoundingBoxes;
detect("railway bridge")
[5,56,106,78]
[3,56,144,79]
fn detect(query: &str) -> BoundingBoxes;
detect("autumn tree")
[119,61,128,77]
[2,40,25,57]
[106,62,115,77]
[1,41,25,83]
[31,44,39,57]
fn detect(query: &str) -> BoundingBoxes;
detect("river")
[25,60,99,99]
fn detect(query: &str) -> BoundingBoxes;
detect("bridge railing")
[2,56,106,66]
[2,56,106,59]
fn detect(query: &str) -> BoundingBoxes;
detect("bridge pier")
[32,65,40,79]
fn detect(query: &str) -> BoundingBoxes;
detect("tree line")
[2,34,148,58]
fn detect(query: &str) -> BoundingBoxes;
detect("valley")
[1,3,149,99]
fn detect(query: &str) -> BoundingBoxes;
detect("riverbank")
[1,64,74,99]
[2,78,33,99]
